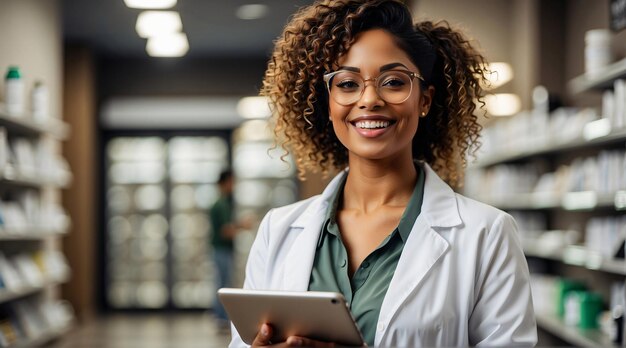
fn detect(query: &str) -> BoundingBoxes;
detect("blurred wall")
[413,0,540,109]
[97,57,268,102]
[414,0,626,109]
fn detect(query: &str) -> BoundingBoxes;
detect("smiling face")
[328,29,433,164]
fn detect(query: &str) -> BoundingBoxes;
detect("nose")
[357,81,384,109]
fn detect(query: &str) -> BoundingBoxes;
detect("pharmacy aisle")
[49,313,231,348]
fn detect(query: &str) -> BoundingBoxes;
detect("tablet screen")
[218,288,365,346]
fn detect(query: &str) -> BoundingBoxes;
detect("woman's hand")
[252,323,337,347]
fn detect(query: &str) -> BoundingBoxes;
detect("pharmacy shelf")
[524,242,626,276]
[13,321,72,348]
[0,173,72,189]
[569,57,626,95]
[0,274,71,305]
[479,191,623,211]
[0,111,69,140]
[471,126,626,168]
[0,230,68,241]
[535,311,617,348]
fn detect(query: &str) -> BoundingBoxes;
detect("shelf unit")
[524,242,626,276]
[0,273,70,304]
[469,56,626,347]
[0,111,69,141]
[535,311,617,348]
[568,57,626,94]
[13,322,73,348]
[0,110,73,345]
[471,126,626,168]
[478,190,625,211]
[0,230,68,241]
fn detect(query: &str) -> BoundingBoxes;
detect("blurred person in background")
[230,0,537,347]
[210,170,238,330]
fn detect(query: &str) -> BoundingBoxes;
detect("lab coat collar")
[282,162,462,292]
[290,170,345,228]
[291,162,462,229]
[419,162,463,228]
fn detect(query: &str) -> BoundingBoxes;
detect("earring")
[421,111,427,117]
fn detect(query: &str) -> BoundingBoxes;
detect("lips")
[354,120,391,129]
[349,115,396,137]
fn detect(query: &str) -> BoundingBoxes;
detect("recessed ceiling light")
[146,33,189,57]
[124,0,177,9]
[136,11,182,38]
[236,4,269,20]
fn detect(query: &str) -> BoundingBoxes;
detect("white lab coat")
[229,162,537,347]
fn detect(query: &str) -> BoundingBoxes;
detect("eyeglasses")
[323,69,424,106]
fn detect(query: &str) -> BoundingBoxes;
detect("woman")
[230,0,537,346]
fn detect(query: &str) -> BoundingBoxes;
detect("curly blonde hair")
[262,0,488,188]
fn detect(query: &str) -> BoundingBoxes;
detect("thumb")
[286,336,335,347]
[252,323,273,347]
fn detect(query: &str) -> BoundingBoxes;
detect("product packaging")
[31,81,48,123]
[585,29,613,75]
[4,66,24,117]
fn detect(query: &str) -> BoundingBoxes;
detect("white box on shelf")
[601,90,614,121]
[13,254,43,288]
[10,138,36,179]
[0,128,6,176]
[0,253,25,291]
[614,79,626,129]
[0,201,28,232]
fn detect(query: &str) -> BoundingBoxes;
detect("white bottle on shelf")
[585,29,613,76]
[4,66,25,117]
[31,81,49,123]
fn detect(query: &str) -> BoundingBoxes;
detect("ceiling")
[62,0,314,59]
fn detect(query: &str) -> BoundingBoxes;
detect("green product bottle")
[579,292,603,329]
[4,66,24,116]
[556,278,586,318]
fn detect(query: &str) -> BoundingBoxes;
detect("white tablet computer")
[218,288,365,347]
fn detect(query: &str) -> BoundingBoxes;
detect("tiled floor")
[49,313,232,348]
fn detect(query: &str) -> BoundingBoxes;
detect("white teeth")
[355,120,391,129]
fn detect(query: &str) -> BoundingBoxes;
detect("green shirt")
[308,166,425,346]
[209,195,234,250]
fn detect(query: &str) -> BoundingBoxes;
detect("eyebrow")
[337,66,360,72]
[380,62,409,71]
[337,62,410,73]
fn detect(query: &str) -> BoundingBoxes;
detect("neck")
[342,154,417,213]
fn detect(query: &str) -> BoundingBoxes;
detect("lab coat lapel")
[379,217,450,323]
[281,204,325,290]
[376,163,460,345]
[282,170,347,291]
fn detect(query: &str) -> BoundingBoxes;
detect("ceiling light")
[484,93,521,116]
[124,0,177,9]
[136,11,182,38]
[484,62,513,89]
[146,33,189,57]
[237,96,272,119]
[235,4,269,20]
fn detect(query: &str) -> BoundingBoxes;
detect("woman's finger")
[251,323,274,347]
[286,336,335,347]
